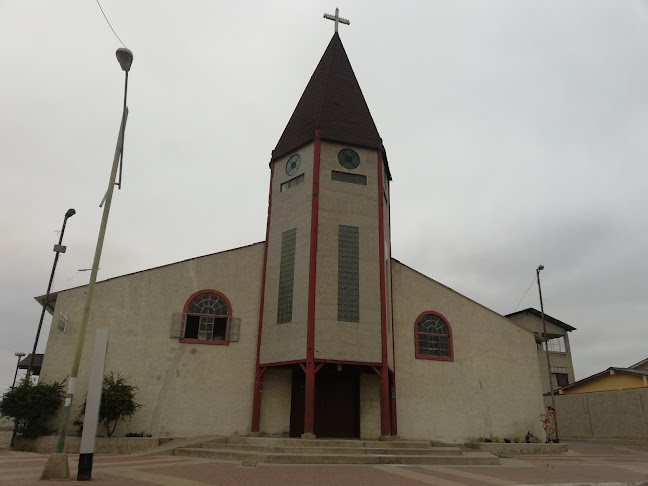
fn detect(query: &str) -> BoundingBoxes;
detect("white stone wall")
[260,145,314,364]
[259,368,292,436]
[383,166,394,370]
[392,261,545,443]
[39,243,264,438]
[314,142,383,363]
[359,373,381,439]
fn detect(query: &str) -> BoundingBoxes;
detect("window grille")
[416,313,452,359]
[173,292,234,343]
[331,170,367,185]
[338,225,359,322]
[546,337,566,353]
[277,228,297,324]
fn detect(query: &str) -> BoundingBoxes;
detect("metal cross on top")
[323,7,350,33]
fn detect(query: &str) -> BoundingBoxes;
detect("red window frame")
[180,289,232,346]
[414,311,454,361]
[331,170,367,185]
[280,174,305,192]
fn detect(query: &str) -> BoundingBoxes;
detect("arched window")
[415,311,453,361]
[181,290,232,344]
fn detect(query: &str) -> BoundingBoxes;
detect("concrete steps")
[173,436,499,465]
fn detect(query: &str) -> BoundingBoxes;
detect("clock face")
[286,154,301,176]
[338,149,360,170]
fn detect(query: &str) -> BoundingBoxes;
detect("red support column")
[304,130,321,437]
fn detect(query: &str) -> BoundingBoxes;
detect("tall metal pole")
[537,265,559,443]
[9,352,26,448]
[55,48,133,454]
[27,209,75,376]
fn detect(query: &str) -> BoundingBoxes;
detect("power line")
[0,344,18,354]
[96,0,128,48]
[513,275,537,312]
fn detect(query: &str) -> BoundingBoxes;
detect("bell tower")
[251,19,395,438]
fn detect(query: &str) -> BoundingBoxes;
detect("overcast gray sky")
[1,1,647,395]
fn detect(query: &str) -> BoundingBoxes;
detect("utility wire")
[96,0,128,48]
[0,343,17,354]
[513,275,537,312]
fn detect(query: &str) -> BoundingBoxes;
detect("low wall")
[465,442,567,455]
[545,388,648,440]
[0,430,12,448]
[13,436,159,453]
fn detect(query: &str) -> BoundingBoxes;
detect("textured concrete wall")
[314,141,383,363]
[392,261,545,443]
[259,368,292,436]
[260,145,313,364]
[546,389,648,439]
[360,373,380,439]
[39,243,264,438]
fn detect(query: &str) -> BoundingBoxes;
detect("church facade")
[38,33,545,443]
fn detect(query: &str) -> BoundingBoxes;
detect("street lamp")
[115,47,132,190]
[27,209,76,376]
[537,264,559,442]
[54,48,133,459]
[12,352,26,388]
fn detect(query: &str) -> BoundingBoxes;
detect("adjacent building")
[506,308,577,394]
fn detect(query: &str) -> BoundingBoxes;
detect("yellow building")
[558,360,648,395]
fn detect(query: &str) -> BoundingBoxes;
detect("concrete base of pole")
[41,453,70,479]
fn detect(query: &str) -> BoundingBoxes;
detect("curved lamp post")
[537,264,559,442]
[27,209,75,376]
[54,48,133,457]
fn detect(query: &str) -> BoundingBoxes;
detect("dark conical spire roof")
[272,33,383,161]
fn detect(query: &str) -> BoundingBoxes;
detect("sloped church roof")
[272,33,384,163]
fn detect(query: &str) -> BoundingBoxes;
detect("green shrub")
[74,372,141,437]
[0,377,64,438]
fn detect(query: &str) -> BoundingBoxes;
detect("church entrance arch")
[289,363,361,438]
[314,365,359,438]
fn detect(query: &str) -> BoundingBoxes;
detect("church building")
[38,26,546,443]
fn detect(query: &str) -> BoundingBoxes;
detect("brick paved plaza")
[1,441,647,485]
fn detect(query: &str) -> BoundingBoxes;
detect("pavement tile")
[416,465,519,485]
[1,441,648,486]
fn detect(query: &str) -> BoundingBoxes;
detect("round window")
[286,154,301,176]
[338,149,360,170]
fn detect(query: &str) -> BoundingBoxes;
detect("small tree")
[0,377,64,438]
[75,372,141,437]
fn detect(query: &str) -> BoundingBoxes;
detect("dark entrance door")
[289,368,305,437]
[314,366,359,438]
